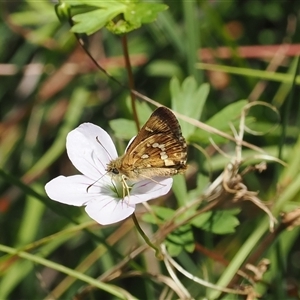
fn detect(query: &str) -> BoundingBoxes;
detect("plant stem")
[121,34,140,131]
[131,214,163,260]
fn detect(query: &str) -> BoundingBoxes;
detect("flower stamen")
[110,177,133,200]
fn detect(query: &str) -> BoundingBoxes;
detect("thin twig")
[121,34,140,131]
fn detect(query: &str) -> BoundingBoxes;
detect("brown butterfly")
[106,107,187,182]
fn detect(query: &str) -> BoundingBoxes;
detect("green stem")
[131,214,163,260]
[121,34,140,131]
[0,244,135,300]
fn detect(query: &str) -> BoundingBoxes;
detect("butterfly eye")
[112,168,119,175]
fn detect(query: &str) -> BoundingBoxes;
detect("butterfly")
[106,106,187,182]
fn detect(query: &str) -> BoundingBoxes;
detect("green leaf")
[107,2,167,34]
[172,175,188,206]
[193,174,210,197]
[171,77,209,137]
[207,99,247,126]
[190,211,213,228]
[125,98,153,126]
[75,0,120,8]
[69,0,167,35]
[190,99,248,144]
[198,209,240,234]
[146,60,183,79]
[142,206,175,225]
[166,241,183,257]
[72,6,123,35]
[110,101,154,142]
[124,3,168,24]
[166,224,195,256]
[142,206,195,257]
[109,119,137,140]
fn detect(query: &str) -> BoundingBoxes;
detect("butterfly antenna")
[96,136,114,161]
[86,172,108,193]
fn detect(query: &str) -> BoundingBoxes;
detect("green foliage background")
[1,0,300,299]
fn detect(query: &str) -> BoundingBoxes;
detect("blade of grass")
[155,10,185,55]
[208,172,300,299]
[0,244,137,300]
[183,0,202,82]
[272,57,299,107]
[0,221,93,298]
[23,87,88,182]
[196,62,300,84]
[16,184,45,246]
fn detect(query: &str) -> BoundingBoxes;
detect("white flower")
[45,123,173,225]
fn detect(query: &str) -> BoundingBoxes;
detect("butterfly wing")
[122,107,187,171]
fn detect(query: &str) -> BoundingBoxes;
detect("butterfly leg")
[121,175,132,205]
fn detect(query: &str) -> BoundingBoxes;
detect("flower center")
[109,176,133,200]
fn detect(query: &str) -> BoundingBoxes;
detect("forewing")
[122,107,187,169]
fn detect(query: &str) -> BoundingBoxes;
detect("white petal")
[85,197,135,225]
[45,175,98,206]
[66,123,118,180]
[128,177,173,204]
